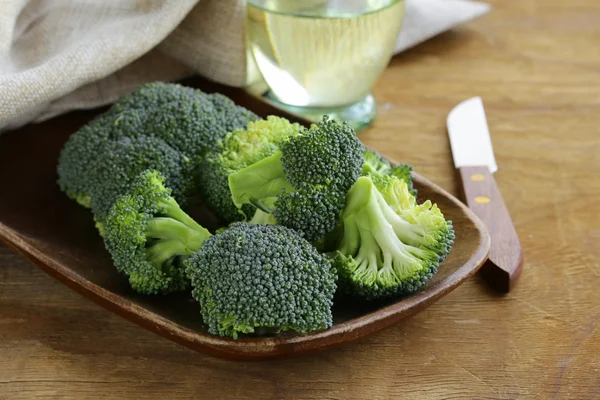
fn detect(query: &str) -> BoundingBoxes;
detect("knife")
[447,97,523,293]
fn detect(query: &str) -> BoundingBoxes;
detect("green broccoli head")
[272,185,346,242]
[280,116,365,189]
[184,222,337,339]
[109,108,150,138]
[56,113,124,207]
[329,175,454,300]
[207,92,262,134]
[362,149,416,196]
[142,99,220,160]
[362,149,393,177]
[112,82,204,113]
[88,135,194,223]
[58,82,257,217]
[56,105,173,209]
[57,82,259,212]
[200,116,304,223]
[228,115,365,241]
[112,82,259,161]
[104,170,212,295]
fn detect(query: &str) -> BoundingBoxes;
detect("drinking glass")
[245,0,406,131]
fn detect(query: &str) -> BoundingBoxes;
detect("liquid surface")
[246,0,405,107]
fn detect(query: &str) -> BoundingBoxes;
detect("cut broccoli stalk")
[373,175,453,255]
[228,152,295,209]
[249,209,277,225]
[145,217,209,252]
[330,175,454,299]
[338,177,438,278]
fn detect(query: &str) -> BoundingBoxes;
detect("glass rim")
[246,0,405,19]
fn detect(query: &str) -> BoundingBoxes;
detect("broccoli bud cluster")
[56,82,455,340]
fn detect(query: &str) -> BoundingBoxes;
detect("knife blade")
[447,97,523,293]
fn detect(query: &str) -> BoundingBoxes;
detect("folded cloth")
[0,0,490,133]
[395,0,491,53]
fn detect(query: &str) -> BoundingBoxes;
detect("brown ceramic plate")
[0,77,490,361]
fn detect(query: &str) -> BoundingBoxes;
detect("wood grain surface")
[1,0,599,398]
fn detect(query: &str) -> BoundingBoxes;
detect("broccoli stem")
[365,182,428,278]
[362,161,389,177]
[145,217,211,250]
[146,239,194,266]
[338,212,361,257]
[228,152,295,208]
[143,198,212,269]
[338,176,429,286]
[350,232,380,286]
[381,205,430,249]
[249,209,276,225]
[375,179,414,213]
[159,196,198,231]
[338,176,376,256]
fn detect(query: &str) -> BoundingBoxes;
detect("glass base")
[263,92,377,133]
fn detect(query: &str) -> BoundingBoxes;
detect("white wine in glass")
[246,0,406,130]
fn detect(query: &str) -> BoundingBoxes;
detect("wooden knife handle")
[458,166,524,293]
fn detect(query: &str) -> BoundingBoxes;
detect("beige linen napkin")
[0,0,490,133]
[395,0,490,53]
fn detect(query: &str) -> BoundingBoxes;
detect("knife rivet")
[471,174,485,181]
[475,196,490,204]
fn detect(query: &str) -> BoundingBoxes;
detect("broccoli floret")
[94,218,106,237]
[184,222,337,339]
[389,163,416,196]
[108,108,150,138]
[273,185,347,242]
[362,149,393,177]
[329,175,454,300]
[207,92,262,134]
[112,82,203,113]
[112,82,259,161]
[141,99,220,159]
[58,82,259,214]
[104,170,212,294]
[362,149,416,196]
[57,107,164,207]
[200,116,304,222]
[228,116,365,241]
[57,113,118,207]
[88,136,194,223]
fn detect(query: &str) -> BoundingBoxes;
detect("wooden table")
[1,0,599,398]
